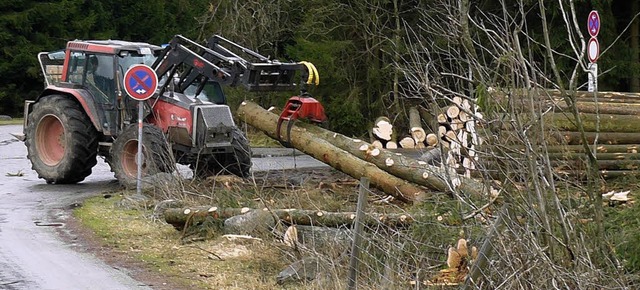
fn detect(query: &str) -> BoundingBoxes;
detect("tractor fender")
[33,86,104,133]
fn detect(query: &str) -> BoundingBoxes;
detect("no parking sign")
[122,64,159,195]
[123,64,158,101]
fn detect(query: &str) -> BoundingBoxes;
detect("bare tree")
[394,0,631,288]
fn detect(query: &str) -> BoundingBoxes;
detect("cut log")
[548,112,640,133]
[555,101,640,116]
[163,206,417,230]
[554,131,640,145]
[399,137,416,149]
[426,133,439,147]
[462,99,472,111]
[237,101,425,202]
[437,113,448,124]
[409,106,427,143]
[372,116,393,141]
[551,157,640,170]
[372,140,384,149]
[446,106,460,119]
[386,141,398,149]
[297,126,487,197]
[489,112,640,134]
[554,90,640,101]
[535,144,640,154]
[438,126,447,138]
[547,152,640,161]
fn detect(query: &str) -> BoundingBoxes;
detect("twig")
[182,190,213,200]
[186,245,225,261]
[462,196,498,221]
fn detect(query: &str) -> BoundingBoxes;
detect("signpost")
[587,10,600,92]
[122,64,158,195]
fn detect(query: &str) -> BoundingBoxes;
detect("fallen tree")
[163,206,416,229]
[237,101,490,198]
[237,101,426,203]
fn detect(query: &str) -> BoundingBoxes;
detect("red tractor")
[23,35,325,186]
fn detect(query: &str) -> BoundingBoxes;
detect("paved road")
[0,125,153,290]
[0,124,326,290]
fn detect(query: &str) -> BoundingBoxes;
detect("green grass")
[0,118,23,126]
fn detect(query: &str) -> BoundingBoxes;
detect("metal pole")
[136,101,144,196]
[348,177,369,290]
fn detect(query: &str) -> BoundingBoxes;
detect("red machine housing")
[276,96,327,146]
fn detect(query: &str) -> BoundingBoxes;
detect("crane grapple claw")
[276,96,327,147]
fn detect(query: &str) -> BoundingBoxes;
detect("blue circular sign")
[123,64,158,101]
[587,10,600,37]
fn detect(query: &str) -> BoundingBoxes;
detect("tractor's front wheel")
[25,95,98,184]
[110,124,175,188]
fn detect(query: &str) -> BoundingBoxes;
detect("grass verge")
[0,118,23,126]
[74,193,288,289]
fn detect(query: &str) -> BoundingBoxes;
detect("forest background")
[1,0,638,137]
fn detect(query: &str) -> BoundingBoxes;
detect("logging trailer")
[22,34,326,186]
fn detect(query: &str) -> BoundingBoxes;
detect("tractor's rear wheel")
[25,95,98,184]
[110,124,175,187]
[191,128,251,178]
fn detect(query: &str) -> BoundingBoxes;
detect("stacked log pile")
[369,97,484,181]
[435,97,482,179]
[492,90,640,178]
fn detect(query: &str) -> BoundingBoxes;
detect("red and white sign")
[587,10,600,37]
[123,64,158,101]
[587,37,599,63]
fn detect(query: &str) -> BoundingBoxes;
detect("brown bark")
[539,144,640,154]
[495,89,640,101]
[553,131,640,145]
[539,113,640,133]
[295,118,487,197]
[554,101,640,115]
[547,152,640,161]
[237,101,488,197]
[163,206,416,230]
[490,112,640,133]
[237,101,425,203]
[552,160,640,171]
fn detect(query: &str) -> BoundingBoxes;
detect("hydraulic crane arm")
[151,34,317,97]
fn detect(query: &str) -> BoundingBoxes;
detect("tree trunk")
[537,144,640,154]
[547,152,640,161]
[491,112,640,133]
[237,101,426,203]
[556,101,640,115]
[237,101,489,197]
[548,112,640,133]
[163,206,416,230]
[293,116,487,197]
[553,131,640,145]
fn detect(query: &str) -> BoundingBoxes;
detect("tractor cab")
[38,40,163,135]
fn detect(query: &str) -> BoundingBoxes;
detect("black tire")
[191,128,251,178]
[110,124,175,187]
[25,95,99,184]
